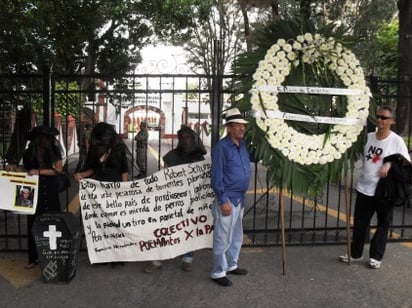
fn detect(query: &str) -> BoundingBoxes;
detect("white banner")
[79,160,214,263]
[256,85,361,95]
[0,171,39,215]
[264,110,366,126]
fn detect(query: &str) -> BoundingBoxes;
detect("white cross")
[43,225,62,250]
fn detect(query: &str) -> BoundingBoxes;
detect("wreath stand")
[344,174,352,265]
[278,172,353,274]
[279,186,287,275]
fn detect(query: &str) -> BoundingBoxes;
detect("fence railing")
[0,73,411,252]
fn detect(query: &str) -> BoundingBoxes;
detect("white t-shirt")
[357,131,410,196]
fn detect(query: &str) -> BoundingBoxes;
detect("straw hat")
[223,108,248,125]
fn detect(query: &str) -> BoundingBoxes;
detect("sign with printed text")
[0,171,38,214]
[79,159,214,263]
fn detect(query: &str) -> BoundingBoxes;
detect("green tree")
[0,0,153,75]
[375,21,398,79]
[150,0,239,75]
[0,0,207,75]
[0,0,207,118]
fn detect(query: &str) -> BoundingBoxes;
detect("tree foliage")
[376,21,398,79]
[0,0,207,117]
[0,0,207,75]
[271,1,397,75]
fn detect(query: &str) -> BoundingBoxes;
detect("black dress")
[23,142,62,264]
[83,142,129,182]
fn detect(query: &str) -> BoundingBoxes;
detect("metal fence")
[0,72,411,252]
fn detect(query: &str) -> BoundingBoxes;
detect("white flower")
[304,33,313,42]
[260,70,271,80]
[286,51,296,61]
[276,51,287,59]
[293,41,302,50]
[268,44,280,54]
[283,44,292,53]
[277,39,286,46]
[302,54,311,63]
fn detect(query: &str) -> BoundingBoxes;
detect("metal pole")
[279,188,287,275]
[42,65,51,126]
[211,40,222,147]
[344,175,352,265]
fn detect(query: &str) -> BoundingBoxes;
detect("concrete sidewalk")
[0,243,411,307]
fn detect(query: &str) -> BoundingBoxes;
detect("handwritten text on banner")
[79,160,214,263]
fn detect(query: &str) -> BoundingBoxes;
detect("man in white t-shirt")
[339,106,410,269]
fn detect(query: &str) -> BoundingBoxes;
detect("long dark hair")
[176,126,207,156]
[89,122,123,156]
[23,130,61,169]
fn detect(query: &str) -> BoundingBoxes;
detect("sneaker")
[369,258,381,269]
[338,254,363,263]
[227,268,248,275]
[143,262,161,273]
[181,261,192,272]
[211,276,232,287]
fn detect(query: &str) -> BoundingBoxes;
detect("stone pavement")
[0,242,411,307]
[1,137,411,307]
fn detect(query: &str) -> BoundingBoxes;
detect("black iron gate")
[0,72,411,252]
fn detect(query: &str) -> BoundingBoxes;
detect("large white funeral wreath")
[234,20,371,196]
[250,33,370,165]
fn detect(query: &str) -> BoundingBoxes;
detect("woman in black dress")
[74,122,129,267]
[22,125,64,269]
[74,122,128,182]
[144,125,206,273]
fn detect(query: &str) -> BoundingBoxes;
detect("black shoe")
[227,268,248,275]
[212,276,232,287]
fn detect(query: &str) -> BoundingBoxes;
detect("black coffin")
[32,212,81,283]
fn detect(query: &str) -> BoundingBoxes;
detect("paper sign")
[0,171,38,214]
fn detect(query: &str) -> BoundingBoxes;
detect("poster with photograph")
[0,171,39,214]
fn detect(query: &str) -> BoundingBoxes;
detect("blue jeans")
[210,199,244,279]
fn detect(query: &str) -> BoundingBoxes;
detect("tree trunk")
[238,0,251,52]
[395,0,412,135]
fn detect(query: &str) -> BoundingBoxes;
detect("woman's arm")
[27,159,63,176]
[74,169,95,181]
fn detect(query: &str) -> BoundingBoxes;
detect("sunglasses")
[376,115,392,120]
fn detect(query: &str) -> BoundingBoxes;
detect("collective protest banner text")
[79,159,215,263]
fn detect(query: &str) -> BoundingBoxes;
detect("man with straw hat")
[210,108,251,287]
